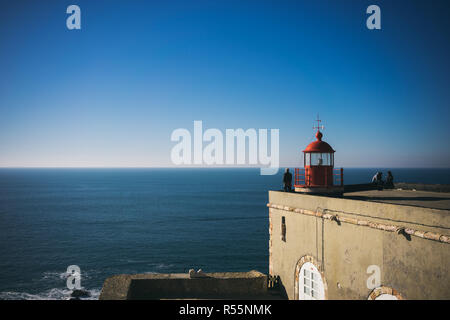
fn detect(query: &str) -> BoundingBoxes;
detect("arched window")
[294,256,327,300]
[368,286,404,300]
[299,262,325,300]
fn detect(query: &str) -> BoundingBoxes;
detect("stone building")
[268,187,450,300]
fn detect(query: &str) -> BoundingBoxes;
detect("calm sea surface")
[0,168,449,299]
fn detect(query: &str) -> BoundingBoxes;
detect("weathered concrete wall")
[268,191,450,300]
[100,271,268,300]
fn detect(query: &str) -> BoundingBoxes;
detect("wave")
[41,269,98,281]
[41,271,73,281]
[0,288,101,300]
[0,269,102,300]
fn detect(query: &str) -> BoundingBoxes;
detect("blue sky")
[0,0,449,168]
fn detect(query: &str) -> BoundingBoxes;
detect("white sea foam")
[41,270,94,281]
[0,288,101,300]
[41,271,69,281]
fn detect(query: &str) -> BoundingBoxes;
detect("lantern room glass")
[304,153,334,166]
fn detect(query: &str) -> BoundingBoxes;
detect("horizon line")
[0,166,449,169]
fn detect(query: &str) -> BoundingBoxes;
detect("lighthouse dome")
[303,131,335,153]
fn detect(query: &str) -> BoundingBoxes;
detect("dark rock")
[71,289,90,298]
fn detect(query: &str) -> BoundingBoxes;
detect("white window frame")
[299,262,325,300]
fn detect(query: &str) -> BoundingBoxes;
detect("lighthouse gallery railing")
[294,168,344,187]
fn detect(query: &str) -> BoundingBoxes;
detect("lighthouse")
[294,118,344,195]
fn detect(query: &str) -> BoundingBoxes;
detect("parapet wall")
[100,271,268,300]
[268,190,450,300]
[395,182,450,193]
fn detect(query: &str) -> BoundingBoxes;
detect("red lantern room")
[294,118,344,194]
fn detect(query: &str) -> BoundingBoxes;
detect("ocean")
[0,168,449,300]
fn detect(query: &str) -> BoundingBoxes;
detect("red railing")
[294,168,305,186]
[333,168,344,187]
[294,168,311,186]
[294,167,344,187]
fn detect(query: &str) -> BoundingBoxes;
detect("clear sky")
[0,0,449,168]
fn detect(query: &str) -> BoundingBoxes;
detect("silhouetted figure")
[385,171,394,188]
[283,168,292,192]
[372,171,383,186]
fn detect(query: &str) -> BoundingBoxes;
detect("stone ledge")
[99,271,270,300]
